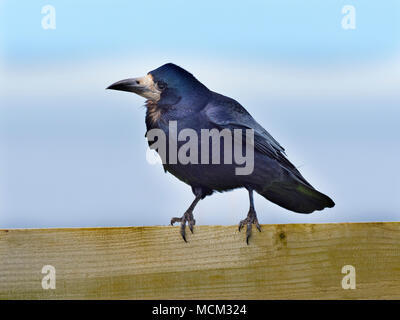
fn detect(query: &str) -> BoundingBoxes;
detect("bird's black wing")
[204,92,312,187]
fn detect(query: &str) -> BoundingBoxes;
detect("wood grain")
[1,222,400,299]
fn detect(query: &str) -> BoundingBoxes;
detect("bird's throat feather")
[146,100,163,125]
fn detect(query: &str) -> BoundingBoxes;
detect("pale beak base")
[107,74,161,101]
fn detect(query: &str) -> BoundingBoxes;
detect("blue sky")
[1,1,399,228]
[2,0,399,64]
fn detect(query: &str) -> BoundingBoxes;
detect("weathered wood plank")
[1,222,399,299]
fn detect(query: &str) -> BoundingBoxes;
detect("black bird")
[107,63,334,243]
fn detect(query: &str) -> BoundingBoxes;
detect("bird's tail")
[256,170,335,213]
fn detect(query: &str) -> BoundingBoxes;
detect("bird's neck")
[145,100,163,129]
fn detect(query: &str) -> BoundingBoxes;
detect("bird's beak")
[106,74,161,101]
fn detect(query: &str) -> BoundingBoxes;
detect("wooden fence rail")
[1,222,400,299]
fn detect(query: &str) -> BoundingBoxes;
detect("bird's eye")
[157,81,166,90]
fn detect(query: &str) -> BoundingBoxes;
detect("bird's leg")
[239,188,261,244]
[170,194,202,242]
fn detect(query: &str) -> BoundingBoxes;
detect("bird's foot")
[170,210,196,242]
[238,209,261,244]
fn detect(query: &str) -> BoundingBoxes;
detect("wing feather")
[204,92,312,187]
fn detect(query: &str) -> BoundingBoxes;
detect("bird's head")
[107,63,210,108]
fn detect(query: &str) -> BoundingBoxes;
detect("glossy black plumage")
[108,63,335,243]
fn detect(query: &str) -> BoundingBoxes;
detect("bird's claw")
[238,210,261,244]
[170,210,196,242]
